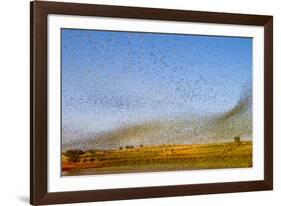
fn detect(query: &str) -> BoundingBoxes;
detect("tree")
[234,136,241,145]
[64,149,85,163]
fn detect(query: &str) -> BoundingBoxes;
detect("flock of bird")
[61,29,252,148]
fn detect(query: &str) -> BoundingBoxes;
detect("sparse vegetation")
[62,141,252,175]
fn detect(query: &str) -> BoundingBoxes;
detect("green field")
[62,141,252,176]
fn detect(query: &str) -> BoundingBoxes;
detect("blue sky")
[61,29,252,138]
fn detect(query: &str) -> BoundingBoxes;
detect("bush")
[125,145,134,149]
[89,149,97,154]
[64,149,85,163]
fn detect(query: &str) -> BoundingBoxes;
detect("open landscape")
[62,140,252,176]
[61,29,253,176]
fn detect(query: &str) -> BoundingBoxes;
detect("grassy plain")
[62,141,252,176]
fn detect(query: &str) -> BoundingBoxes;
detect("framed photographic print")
[30,1,273,205]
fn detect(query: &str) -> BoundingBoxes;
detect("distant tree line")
[119,144,144,150]
[64,144,146,163]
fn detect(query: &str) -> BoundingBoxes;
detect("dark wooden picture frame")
[30,1,273,205]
